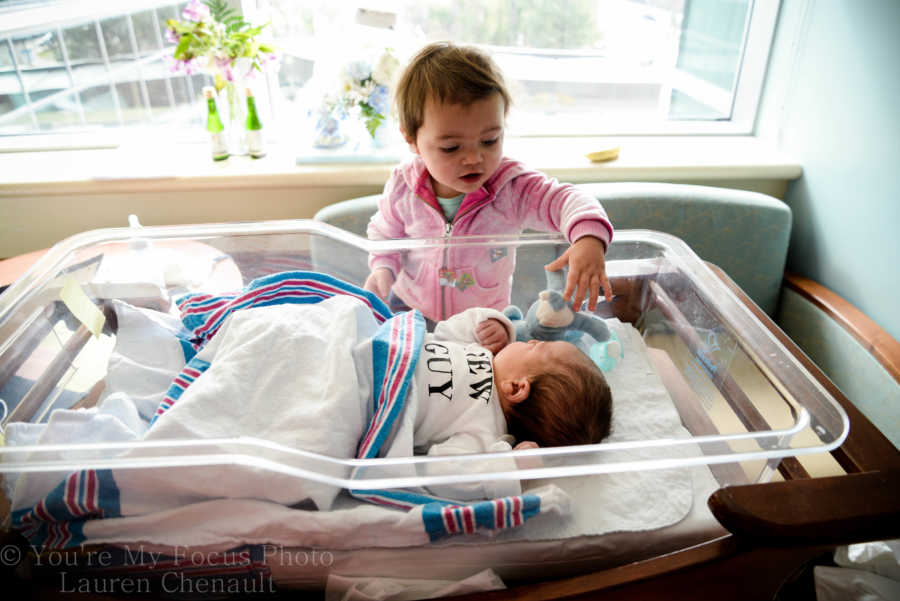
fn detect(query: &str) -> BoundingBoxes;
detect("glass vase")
[313,105,349,149]
[221,80,248,156]
[369,117,395,149]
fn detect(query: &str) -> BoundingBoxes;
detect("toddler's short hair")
[394,41,511,141]
[505,349,612,448]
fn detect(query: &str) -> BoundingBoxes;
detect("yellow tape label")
[60,276,105,337]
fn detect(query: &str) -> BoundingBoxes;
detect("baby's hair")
[505,349,612,448]
[394,41,512,141]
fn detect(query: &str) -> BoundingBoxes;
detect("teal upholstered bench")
[312,182,792,315]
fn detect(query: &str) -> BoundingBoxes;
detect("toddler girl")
[364,41,614,323]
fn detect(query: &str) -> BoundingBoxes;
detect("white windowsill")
[0,135,801,196]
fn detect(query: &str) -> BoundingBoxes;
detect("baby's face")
[493,339,580,382]
[408,92,505,198]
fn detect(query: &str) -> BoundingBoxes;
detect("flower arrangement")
[166,0,276,92]
[316,48,401,143]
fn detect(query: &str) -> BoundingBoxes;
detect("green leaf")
[173,35,192,60]
[205,0,234,23]
[366,113,385,138]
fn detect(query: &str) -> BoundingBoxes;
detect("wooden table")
[0,248,47,289]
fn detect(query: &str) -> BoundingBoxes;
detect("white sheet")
[5,302,693,552]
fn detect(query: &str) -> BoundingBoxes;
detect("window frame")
[0,0,782,151]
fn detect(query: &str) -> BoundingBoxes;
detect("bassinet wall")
[0,202,870,597]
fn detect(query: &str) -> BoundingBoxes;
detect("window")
[0,0,780,143]
[0,1,208,138]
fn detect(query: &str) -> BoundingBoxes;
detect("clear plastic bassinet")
[0,220,848,490]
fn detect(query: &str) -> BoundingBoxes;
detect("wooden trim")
[710,264,900,473]
[784,271,900,386]
[709,469,900,546]
[445,537,739,601]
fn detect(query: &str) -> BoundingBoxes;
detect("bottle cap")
[246,87,254,97]
[202,86,216,99]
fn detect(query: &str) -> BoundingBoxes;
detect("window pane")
[113,66,147,124]
[0,40,22,124]
[101,16,133,60]
[13,31,63,68]
[34,91,82,131]
[677,0,748,90]
[69,62,108,88]
[20,66,66,99]
[170,75,190,105]
[1,105,32,133]
[1,39,15,69]
[0,72,25,119]
[80,84,121,126]
[146,77,171,118]
[669,0,750,120]
[65,25,106,90]
[133,10,162,55]
[63,23,102,63]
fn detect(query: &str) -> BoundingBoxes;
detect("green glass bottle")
[245,87,266,159]
[203,86,228,161]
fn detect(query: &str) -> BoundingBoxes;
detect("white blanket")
[5,295,691,551]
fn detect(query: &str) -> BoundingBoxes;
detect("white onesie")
[406,307,521,500]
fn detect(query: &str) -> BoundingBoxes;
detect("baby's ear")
[500,378,530,404]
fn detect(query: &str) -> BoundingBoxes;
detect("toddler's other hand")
[476,318,509,355]
[363,267,395,301]
[544,236,612,313]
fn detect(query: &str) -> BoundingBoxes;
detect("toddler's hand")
[363,267,395,301]
[544,236,612,313]
[476,319,509,355]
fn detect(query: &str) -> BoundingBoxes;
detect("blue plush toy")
[502,269,623,371]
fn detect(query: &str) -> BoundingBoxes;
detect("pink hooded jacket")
[367,156,614,322]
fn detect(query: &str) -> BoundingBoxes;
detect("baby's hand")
[476,319,509,355]
[544,236,612,313]
[363,267,395,301]
[513,441,543,470]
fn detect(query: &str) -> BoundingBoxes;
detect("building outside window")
[0,0,779,146]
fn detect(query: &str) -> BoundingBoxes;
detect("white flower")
[372,51,400,86]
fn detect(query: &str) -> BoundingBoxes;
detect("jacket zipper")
[441,219,452,320]
[434,195,488,320]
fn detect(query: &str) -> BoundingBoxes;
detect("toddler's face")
[408,92,505,198]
